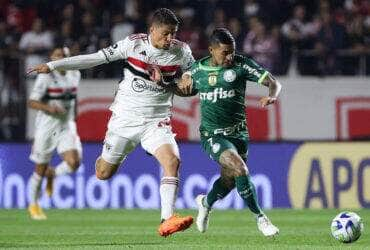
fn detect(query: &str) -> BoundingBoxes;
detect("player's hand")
[27,64,51,74]
[46,105,66,115]
[147,64,162,83]
[178,73,193,95]
[259,96,276,107]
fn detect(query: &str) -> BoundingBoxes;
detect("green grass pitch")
[0,209,369,249]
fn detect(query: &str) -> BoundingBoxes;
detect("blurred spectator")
[280,5,321,74]
[54,21,75,49]
[111,13,134,44]
[281,5,320,48]
[19,18,53,75]
[243,20,279,72]
[243,0,260,18]
[206,8,227,37]
[177,8,206,58]
[314,11,347,75]
[228,17,245,51]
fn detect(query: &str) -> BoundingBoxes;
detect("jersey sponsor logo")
[243,64,261,78]
[212,143,221,154]
[131,78,165,93]
[199,87,235,103]
[223,70,236,82]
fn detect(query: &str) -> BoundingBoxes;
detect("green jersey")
[192,54,268,138]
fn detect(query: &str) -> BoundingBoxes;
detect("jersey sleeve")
[180,44,195,72]
[189,62,199,95]
[29,74,49,101]
[100,37,130,62]
[241,57,269,84]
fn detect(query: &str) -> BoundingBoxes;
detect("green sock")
[204,178,232,208]
[235,175,262,215]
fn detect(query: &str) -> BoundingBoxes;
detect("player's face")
[150,24,178,49]
[50,48,64,61]
[209,43,235,67]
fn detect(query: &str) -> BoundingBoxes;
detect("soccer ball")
[331,211,364,243]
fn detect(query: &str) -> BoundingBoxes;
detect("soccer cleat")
[46,176,54,197]
[196,194,211,233]
[257,214,279,237]
[158,214,193,237]
[28,204,47,220]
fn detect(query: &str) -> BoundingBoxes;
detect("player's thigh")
[141,119,180,175]
[141,119,180,159]
[57,123,83,159]
[201,136,236,162]
[101,131,138,166]
[29,130,57,164]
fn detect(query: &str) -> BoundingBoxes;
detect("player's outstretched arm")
[27,52,108,74]
[149,67,196,97]
[259,73,282,107]
[168,72,197,97]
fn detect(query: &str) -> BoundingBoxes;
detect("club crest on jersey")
[223,69,236,82]
[208,72,218,86]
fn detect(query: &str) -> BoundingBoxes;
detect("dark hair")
[151,8,179,26]
[209,28,235,46]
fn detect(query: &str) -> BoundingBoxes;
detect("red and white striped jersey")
[29,70,81,130]
[100,33,194,119]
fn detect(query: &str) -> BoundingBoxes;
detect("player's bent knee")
[96,167,114,180]
[162,156,180,176]
[232,165,247,177]
[95,158,117,180]
[66,158,80,171]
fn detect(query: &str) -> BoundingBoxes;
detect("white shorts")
[101,113,179,165]
[30,121,82,164]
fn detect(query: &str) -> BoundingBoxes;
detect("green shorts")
[200,135,248,162]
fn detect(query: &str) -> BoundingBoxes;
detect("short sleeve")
[100,37,130,62]
[29,74,49,101]
[180,44,195,72]
[241,57,269,84]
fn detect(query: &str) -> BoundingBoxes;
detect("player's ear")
[208,46,212,54]
[149,25,155,34]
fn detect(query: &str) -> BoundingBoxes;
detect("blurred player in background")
[28,46,82,220]
[178,28,281,237]
[28,8,194,236]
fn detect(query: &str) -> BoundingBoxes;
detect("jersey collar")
[198,57,223,71]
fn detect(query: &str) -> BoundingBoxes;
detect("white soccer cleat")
[257,214,279,237]
[196,194,211,233]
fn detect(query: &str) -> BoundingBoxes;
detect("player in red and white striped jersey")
[28,47,82,220]
[28,8,194,236]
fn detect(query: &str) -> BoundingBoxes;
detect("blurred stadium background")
[0,0,370,248]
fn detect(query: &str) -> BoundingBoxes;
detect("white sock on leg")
[30,172,42,205]
[55,161,73,176]
[160,177,179,220]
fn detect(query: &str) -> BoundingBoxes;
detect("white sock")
[30,172,42,205]
[55,161,73,176]
[160,177,179,220]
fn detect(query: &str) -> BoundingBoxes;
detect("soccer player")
[28,8,194,236]
[179,28,281,237]
[28,47,82,220]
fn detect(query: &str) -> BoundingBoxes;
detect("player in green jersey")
[181,28,281,237]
